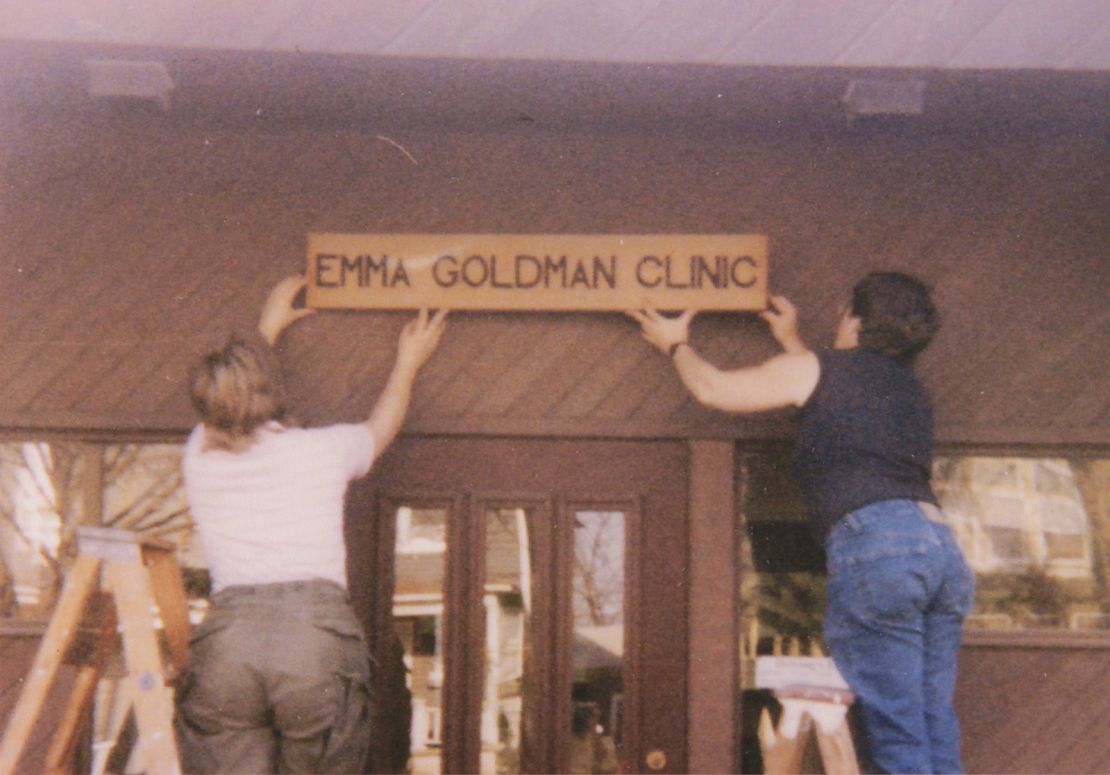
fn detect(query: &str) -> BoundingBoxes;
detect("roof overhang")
[4,1,1109,73]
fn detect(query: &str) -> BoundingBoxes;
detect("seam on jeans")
[832,541,934,566]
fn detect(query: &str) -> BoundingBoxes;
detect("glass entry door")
[349,438,688,774]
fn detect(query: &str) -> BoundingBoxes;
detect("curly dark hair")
[850,271,940,363]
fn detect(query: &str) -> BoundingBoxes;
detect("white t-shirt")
[183,421,376,592]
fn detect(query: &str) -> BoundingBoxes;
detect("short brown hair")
[188,337,285,451]
[851,271,940,363]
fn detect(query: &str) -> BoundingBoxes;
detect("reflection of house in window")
[394,506,628,773]
[933,457,1092,577]
[483,508,530,775]
[570,511,624,772]
[412,615,437,656]
[396,506,448,555]
[393,507,534,774]
[394,506,450,772]
[396,612,444,752]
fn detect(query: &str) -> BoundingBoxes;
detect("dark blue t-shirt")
[792,348,937,536]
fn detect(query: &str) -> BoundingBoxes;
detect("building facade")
[2,26,1110,773]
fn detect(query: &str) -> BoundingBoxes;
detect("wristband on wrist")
[668,341,688,358]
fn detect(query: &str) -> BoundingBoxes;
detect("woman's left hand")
[396,307,449,373]
[760,295,807,354]
[258,275,317,345]
[625,307,696,355]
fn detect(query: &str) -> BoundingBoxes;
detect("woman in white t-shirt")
[175,275,446,774]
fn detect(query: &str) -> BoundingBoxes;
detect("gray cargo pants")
[174,580,372,774]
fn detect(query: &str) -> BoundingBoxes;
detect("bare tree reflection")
[573,512,624,628]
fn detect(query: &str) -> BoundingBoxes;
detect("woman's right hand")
[396,308,449,372]
[625,306,696,355]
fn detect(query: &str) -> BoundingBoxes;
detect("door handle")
[645,748,667,771]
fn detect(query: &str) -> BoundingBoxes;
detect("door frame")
[346,436,691,774]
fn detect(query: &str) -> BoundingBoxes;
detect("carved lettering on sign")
[307,234,768,311]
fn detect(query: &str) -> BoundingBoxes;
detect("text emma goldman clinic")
[306,233,769,312]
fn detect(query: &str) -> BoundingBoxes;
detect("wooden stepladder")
[0,526,191,775]
[756,657,860,775]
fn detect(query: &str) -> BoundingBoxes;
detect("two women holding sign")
[178,270,970,775]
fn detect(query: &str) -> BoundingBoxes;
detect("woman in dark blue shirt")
[629,272,974,774]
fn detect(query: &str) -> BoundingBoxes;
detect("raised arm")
[672,347,818,412]
[366,308,448,456]
[626,304,819,413]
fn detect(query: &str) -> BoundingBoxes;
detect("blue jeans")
[824,500,975,774]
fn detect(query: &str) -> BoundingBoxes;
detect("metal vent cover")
[86,59,173,111]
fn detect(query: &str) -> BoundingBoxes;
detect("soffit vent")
[86,59,174,111]
[842,78,926,123]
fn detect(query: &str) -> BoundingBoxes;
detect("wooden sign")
[306,233,768,311]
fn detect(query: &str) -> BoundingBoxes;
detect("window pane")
[933,456,1103,629]
[0,443,64,612]
[398,507,448,554]
[394,505,448,775]
[103,443,196,560]
[739,452,1110,641]
[481,507,535,775]
[0,441,197,616]
[984,526,1028,564]
[1045,532,1085,561]
[1042,498,1085,534]
[571,511,623,775]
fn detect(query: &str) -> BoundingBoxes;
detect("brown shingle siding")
[1,46,1108,446]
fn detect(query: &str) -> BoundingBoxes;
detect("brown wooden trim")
[463,494,487,774]
[686,440,738,774]
[402,420,1110,449]
[6,425,1104,466]
[622,497,644,775]
[935,441,1110,459]
[963,629,1110,650]
[368,488,395,658]
[551,495,573,775]
[518,497,556,775]
[78,442,104,526]
[0,621,51,637]
[439,491,473,774]
[3,414,1108,451]
[0,421,191,443]
[0,427,188,445]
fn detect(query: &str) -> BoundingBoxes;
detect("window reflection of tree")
[573,512,624,628]
[0,442,190,616]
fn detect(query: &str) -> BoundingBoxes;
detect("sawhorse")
[759,685,859,775]
[0,526,190,775]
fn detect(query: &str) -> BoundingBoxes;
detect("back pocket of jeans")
[309,609,366,640]
[319,671,372,771]
[854,555,931,624]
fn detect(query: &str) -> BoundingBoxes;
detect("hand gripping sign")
[306,233,768,312]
